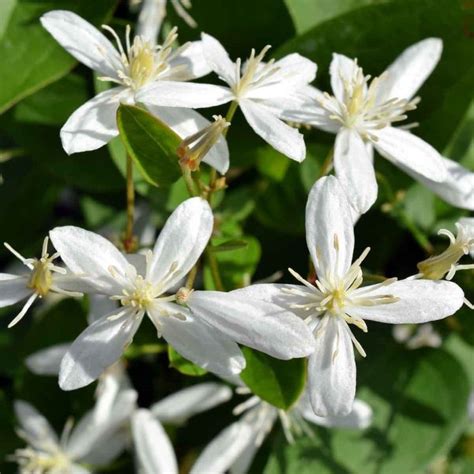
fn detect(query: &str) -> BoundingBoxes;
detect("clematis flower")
[11,389,136,474]
[191,378,372,474]
[40,10,230,172]
[0,237,83,328]
[232,176,464,416]
[50,197,315,390]
[285,39,447,213]
[138,33,317,162]
[392,323,442,350]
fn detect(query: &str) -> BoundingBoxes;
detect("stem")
[318,146,334,178]
[181,163,198,196]
[206,249,224,291]
[124,154,135,252]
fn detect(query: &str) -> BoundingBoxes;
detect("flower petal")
[167,40,212,80]
[308,316,356,416]
[50,226,130,295]
[330,54,360,102]
[378,38,442,101]
[88,295,118,325]
[151,383,232,424]
[147,197,213,289]
[200,33,236,85]
[59,309,142,391]
[373,127,446,182]
[25,343,70,376]
[132,409,178,474]
[0,274,30,307]
[136,80,232,108]
[146,105,229,174]
[347,279,464,324]
[240,99,305,162]
[334,128,378,214]
[306,175,355,280]
[188,290,315,359]
[40,10,122,78]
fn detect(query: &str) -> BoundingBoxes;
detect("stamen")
[8,293,37,328]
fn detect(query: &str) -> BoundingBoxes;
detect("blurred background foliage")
[0,0,473,472]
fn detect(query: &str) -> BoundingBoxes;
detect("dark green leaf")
[168,345,207,376]
[209,239,249,253]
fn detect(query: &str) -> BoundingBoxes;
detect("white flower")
[286,39,447,214]
[49,197,315,390]
[392,323,442,349]
[139,33,317,162]
[232,176,464,416]
[40,10,230,172]
[0,237,83,328]
[12,389,136,474]
[191,380,372,474]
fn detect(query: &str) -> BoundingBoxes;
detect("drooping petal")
[50,226,130,295]
[330,54,360,102]
[167,40,212,80]
[25,343,70,376]
[347,279,464,324]
[240,99,305,162]
[200,33,237,85]
[40,10,122,78]
[59,309,142,391]
[136,80,232,108]
[151,383,232,424]
[188,291,315,359]
[149,303,246,377]
[308,316,356,416]
[306,176,355,281]
[334,128,378,214]
[373,127,446,182]
[60,87,131,155]
[145,105,229,174]
[146,197,213,290]
[377,38,443,101]
[0,274,30,307]
[132,409,178,474]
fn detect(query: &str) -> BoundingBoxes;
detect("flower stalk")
[124,153,136,253]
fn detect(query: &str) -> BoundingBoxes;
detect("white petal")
[60,87,129,155]
[240,99,306,162]
[378,38,443,101]
[347,279,464,324]
[132,409,178,474]
[200,33,236,85]
[40,10,122,78]
[334,128,378,214]
[147,197,213,289]
[150,303,245,377]
[0,273,30,306]
[190,421,255,474]
[50,226,130,295]
[168,41,212,80]
[272,53,317,87]
[136,80,232,108]
[330,54,360,102]
[188,290,315,359]
[151,383,232,423]
[14,400,58,448]
[373,127,446,182]
[305,176,355,280]
[397,156,474,211]
[25,343,70,376]
[308,316,356,416]
[146,105,229,174]
[59,309,142,391]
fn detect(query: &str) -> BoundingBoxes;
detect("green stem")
[181,163,198,196]
[124,154,135,252]
[318,146,334,178]
[206,248,224,291]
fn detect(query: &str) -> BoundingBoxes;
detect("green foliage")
[168,345,207,377]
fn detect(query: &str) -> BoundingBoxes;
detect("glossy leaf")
[168,345,207,377]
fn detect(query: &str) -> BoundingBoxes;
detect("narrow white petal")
[151,383,232,423]
[240,99,306,162]
[188,290,315,359]
[308,317,356,416]
[168,40,212,80]
[348,279,464,324]
[334,128,378,214]
[136,80,232,108]
[146,105,229,174]
[373,127,446,182]
[0,273,30,306]
[147,197,213,289]
[60,87,129,155]
[272,53,318,87]
[378,38,443,101]
[306,176,355,280]
[40,10,122,78]
[50,226,130,295]
[26,343,70,376]
[132,409,178,474]
[200,33,236,85]
[330,54,360,102]
[59,310,142,391]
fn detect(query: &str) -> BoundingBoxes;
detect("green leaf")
[117,104,182,187]
[0,0,16,40]
[0,0,117,114]
[240,347,306,410]
[168,345,207,376]
[209,239,249,253]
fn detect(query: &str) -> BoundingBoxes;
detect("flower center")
[13,447,72,473]
[27,258,54,297]
[120,274,156,310]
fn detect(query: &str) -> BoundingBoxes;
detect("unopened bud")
[176,287,192,305]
